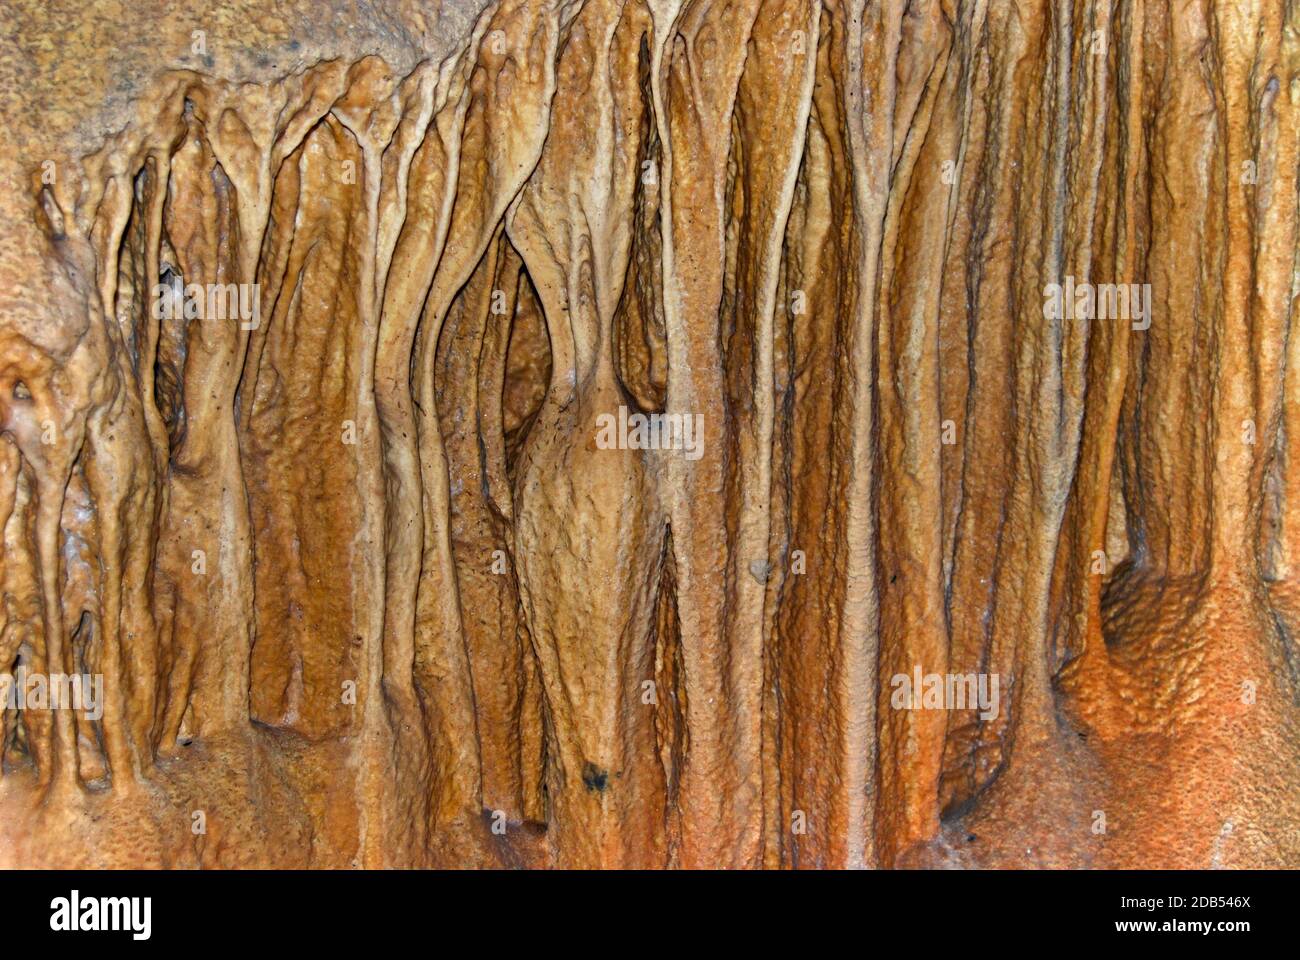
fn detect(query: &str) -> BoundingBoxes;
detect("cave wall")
[0,0,1297,868]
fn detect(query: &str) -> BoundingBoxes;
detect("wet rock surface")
[0,0,1297,868]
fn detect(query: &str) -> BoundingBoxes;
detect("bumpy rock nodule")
[0,0,1297,868]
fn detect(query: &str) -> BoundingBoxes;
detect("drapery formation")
[0,0,1297,868]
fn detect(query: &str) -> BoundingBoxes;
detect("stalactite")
[0,0,1297,869]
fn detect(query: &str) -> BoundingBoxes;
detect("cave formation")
[0,0,1297,869]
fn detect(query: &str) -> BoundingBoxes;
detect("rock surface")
[0,0,1297,868]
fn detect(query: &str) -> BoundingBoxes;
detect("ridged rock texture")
[0,0,1298,868]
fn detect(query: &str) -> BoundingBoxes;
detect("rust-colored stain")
[0,0,1296,869]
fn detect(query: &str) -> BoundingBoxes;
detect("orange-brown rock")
[0,0,1297,868]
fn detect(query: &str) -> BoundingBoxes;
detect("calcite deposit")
[0,0,1297,868]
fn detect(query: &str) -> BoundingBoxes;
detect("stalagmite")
[0,0,1297,868]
